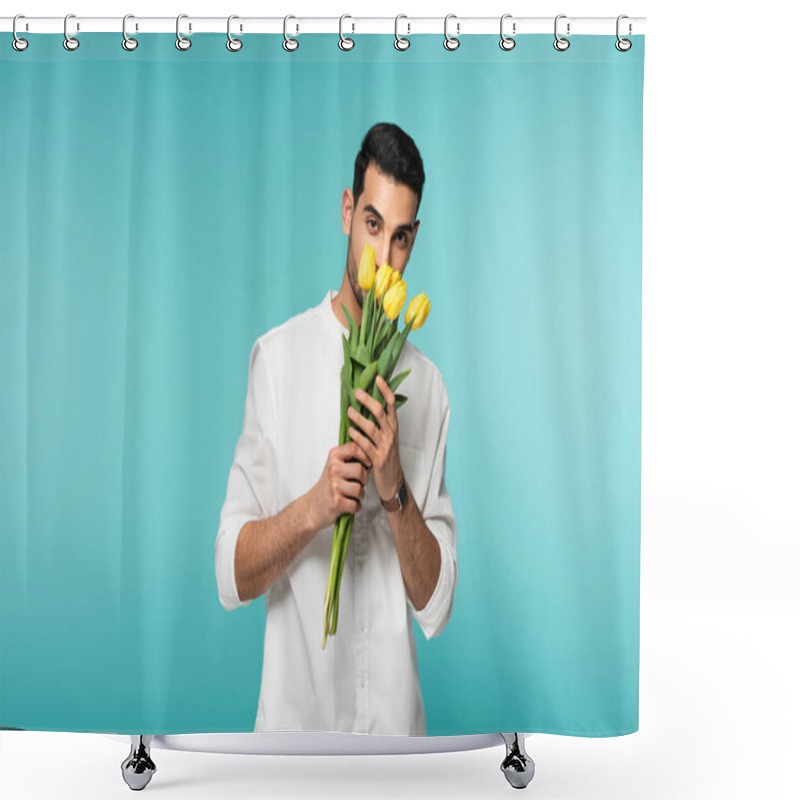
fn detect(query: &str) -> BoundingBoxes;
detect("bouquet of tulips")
[321,243,431,649]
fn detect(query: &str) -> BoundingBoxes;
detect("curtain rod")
[2,16,646,37]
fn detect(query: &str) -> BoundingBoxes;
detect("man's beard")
[347,242,363,308]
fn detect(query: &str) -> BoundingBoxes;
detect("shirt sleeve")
[215,336,279,612]
[408,372,458,639]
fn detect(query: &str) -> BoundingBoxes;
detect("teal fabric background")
[1,32,644,736]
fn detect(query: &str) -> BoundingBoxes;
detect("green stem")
[332,515,353,635]
[324,516,343,614]
[323,510,354,643]
[375,308,389,348]
[331,514,354,635]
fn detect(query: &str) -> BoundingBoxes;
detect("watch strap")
[381,474,406,512]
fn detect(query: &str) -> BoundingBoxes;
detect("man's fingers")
[343,459,371,490]
[339,475,366,499]
[348,441,372,467]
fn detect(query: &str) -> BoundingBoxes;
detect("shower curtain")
[0,29,644,738]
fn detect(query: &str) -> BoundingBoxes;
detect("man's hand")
[308,442,372,531]
[347,375,404,504]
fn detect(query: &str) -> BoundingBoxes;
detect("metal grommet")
[615,14,632,51]
[176,14,191,50]
[553,14,570,51]
[499,13,515,50]
[63,13,79,51]
[339,15,354,50]
[122,14,138,51]
[394,15,410,50]
[227,15,243,52]
[12,14,29,52]
[443,13,460,51]
[283,15,299,51]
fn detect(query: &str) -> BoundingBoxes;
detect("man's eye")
[367,219,378,230]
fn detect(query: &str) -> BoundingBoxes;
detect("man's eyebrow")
[363,204,415,234]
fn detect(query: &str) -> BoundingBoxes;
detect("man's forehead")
[359,166,417,223]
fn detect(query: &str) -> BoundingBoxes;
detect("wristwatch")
[380,474,407,513]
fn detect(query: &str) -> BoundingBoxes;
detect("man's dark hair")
[352,122,425,218]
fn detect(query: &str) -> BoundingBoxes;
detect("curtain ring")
[615,14,632,51]
[64,13,80,51]
[499,14,515,51]
[283,15,299,51]
[176,14,191,50]
[394,15,410,50]
[12,14,28,52]
[227,15,243,51]
[443,14,460,51]
[339,15,355,50]
[553,14,570,51]
[122,15,138,51]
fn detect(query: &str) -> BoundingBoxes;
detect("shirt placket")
[353,497,370,733]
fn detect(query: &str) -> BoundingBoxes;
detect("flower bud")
[358,244,376,291]
[405,292,431,330]
[383,280,407,320]
[374,263,393,300]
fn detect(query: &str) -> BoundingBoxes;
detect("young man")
[215,122,457,736]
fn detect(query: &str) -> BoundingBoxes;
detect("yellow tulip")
[358,244,376,291]
[374,263,394,300]
[383,280,406,320]
[405,292,431,330]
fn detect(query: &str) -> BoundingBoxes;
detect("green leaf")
[377,320,393,352]
[351,342,370,368]
[361,285,373,347]
[356,360,379,392]
[386,322,413,378]
[388,367,411,393]
[342,334,353,384]
[395,394,408,409]
[342,303,357,345]
[373,309,390,351]
[338,378,347,444]
[378,331,399,378]
[347,382,358,413]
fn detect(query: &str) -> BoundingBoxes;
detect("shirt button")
[361,678,366,689]
[360,621,365,632]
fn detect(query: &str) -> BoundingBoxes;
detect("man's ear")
[342,188,354,235]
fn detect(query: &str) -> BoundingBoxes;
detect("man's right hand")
[308,442,373,531]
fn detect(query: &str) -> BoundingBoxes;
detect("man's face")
[342,161,420,307]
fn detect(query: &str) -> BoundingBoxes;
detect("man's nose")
[375,238,393,270]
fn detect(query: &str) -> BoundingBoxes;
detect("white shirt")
[215,288,457,735]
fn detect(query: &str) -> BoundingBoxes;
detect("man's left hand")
[348,375,403,503]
